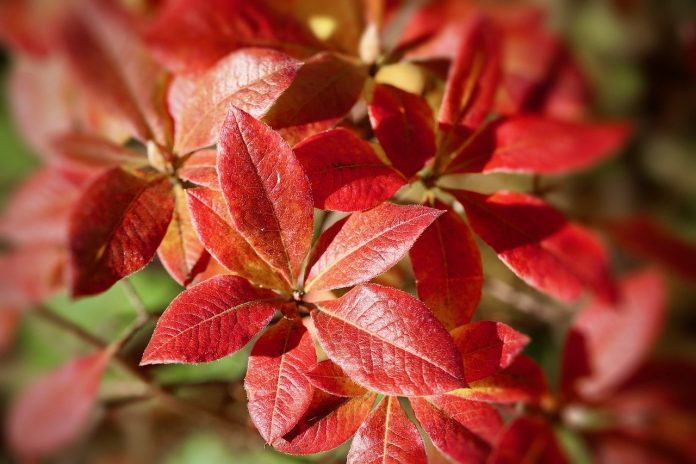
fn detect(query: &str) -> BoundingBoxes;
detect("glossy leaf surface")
[452,190,616,303]
[217,106,313,286]
[69,168,174,297]
[186,187,285,289]
[452,321,529,383]
[274,390,376,455]
[306,360,368,397]
[245,318,317,443]
[157,184,208,286]
[368,83,436,177]
[348,396,427,464]
[294,128,405,211]
[313,284,465,396]
[306,203,442,291]
[409,202,483,330]
[169,48,301,154]
[7,352,110,460]
[438,17,500,140]
[411,395,502,463]
[263,52,367,130]
[141,275,278,364]
[451,355,548,404]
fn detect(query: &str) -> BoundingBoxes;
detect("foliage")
[1,0,695,462]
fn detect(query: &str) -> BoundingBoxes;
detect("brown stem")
[32,304,247,433]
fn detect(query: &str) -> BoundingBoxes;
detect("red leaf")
[607,215,696,283]
[452,321,529,383]
[312,284,465,396]
[451,190,616,303]
[51,133,147,171]
[490,417,568,464]
[274,390,376,455]
[69,168,174,297]
[186,187,286,290]
[0,245,67,305]
[303,217,348,284]
[177,150,219,190]
[169,48,301,154]
[143,0,319,74]
[411,395,502,463]
[218,106,313,286]
[141,275,278,364]
[0,168,88,246]
[7,352,110,460]
[306,360,368,397]
[245,318,317,443]
[450,355,548,404]
[348,396,427,464]
[262,52,367,130]
[368,83,436,178]
[59,2,172,144]
[294,128,405,211]
[305,203,442,291]
[562,269,666,401]
[409,202,483,330]
[446,116,630,175]
[438,17,500,141]
[157,184,208,287]
[0,308,21,354]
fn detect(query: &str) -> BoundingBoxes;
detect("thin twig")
[32,304,246,433]
[483,277,574,324]
[120,279,148,320]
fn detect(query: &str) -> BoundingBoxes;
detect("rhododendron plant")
[1,0,695,462]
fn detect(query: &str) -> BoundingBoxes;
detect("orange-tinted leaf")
[607,215,696,283]
[562,269,666,401]
[7,352,110,460]
[489,417,568,464]
[368,83,436,178]
[306,360,368,397]
[446,116,630,175]
[438,16,500,140]
[142,275,278,364]
[245,318,317,443]
[169,48,301,154]
[263,52,367,131]
[313,284,465,396]
[452,321,529,383]
[409,202,482,330]
[305,203,442,291]
[348,396,427,464]
[143,0,319,74]
[157,184,208,286]
[450,355,548,404]
[218,106,313,286]
[177,150,219,189]
[294,128,405,211]
[452,190,616,303]
[274,390,377,455]
[69,168,174,297]
[411,395,502,463]
[186,187,285,290]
